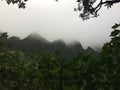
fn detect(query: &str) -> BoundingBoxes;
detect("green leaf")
[110,30,120,36]
[55,50,60,56]
[112,23,120,29]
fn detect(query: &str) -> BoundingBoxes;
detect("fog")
[0,0,120,49]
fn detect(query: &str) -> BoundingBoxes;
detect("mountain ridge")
[9,33,100,59]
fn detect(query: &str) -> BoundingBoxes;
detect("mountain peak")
[25,32,47,43]
[67,41,83,48]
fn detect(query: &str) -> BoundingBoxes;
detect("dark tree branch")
[2,0,120,20]
[102,0,120,4]
[77,0,120,20]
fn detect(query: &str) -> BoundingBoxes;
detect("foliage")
[2,0,120,20]
[0,32,41,89]
[0,23,120,89]
[76,0,120,20]
[100,23,120,89]
[0,32,99,90]
[4,0,28,8]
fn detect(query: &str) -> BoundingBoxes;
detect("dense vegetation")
[0,23,120,90]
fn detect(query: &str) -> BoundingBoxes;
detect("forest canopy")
[0,23,120,89]
[0,0,120,89]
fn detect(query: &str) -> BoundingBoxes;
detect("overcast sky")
[0,0,120,48]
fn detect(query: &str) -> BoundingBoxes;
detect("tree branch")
[102,0,120,4]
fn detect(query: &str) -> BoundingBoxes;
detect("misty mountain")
[25,33,48,43]
[9,33,100,59]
